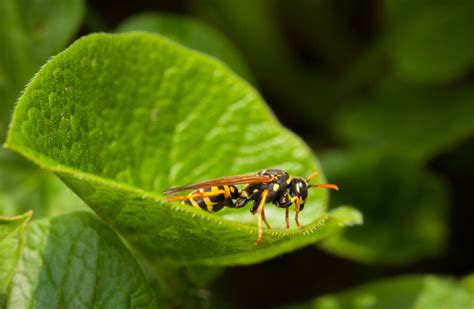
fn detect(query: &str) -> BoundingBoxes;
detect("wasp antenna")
[306,171,319,182]
[309,183,339,191]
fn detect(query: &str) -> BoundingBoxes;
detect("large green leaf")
[1,212,157,308]
[283,275,474,309]
[320,151,449,265]
[384,0,474,83]
[116,13,254,82]
[0,211,31,298]
[5,32,361,265]
[334,80,474,163]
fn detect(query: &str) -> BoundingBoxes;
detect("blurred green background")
[1,0,473,307]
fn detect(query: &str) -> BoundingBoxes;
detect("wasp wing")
[163,174,273,195]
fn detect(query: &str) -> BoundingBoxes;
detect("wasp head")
[289,177,309,209]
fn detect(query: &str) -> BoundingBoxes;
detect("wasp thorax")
[229,185,240,199]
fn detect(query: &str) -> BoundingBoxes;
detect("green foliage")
[0,211,157,308]
[334,80,474,163]
[0,151,86,217]
[384,0,474,83]
[0,0,84,138]
[0,0,86,219]
[320,151,449,264]
[190,0,336,127]
[2,1,472,306]
[5,32,361,265]
[0,211,31,297]
[461,274,474,294]
[283,275,474,309]
[116,13,254,82]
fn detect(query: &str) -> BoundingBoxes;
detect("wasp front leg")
[291,196,304,229]
[255,189,269,246]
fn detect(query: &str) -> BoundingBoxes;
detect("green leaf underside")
[320,151,448,265]
[116,13,254,82]
[6,32,361,265]
[0,211,31,297]
[1,212,156,308]
[283,275,474,309]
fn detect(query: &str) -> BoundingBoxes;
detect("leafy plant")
[1,211,157,307]
[283,275,474,309]
[2,2,472,307]
[0,0,86,218]
[5,31,361,264]
[320,151,449,264]
[1,29,362,306]
[0,0,84,139]
[115,13,254,82]
[385,0,474,83]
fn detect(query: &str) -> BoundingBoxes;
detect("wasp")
[163,169,339,245]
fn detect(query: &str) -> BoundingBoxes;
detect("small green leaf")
[0,211,31,298]
[1,212,157,308]
[116,13,254,82]
[334,80,474,163]
[320,151,449,265]
[384,0,474,83]
[283,275,474,309]
[5,32,361,265]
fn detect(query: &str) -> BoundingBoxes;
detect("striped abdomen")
[184,185,239,212]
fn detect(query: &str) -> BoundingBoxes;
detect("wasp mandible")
[163,169,339,245]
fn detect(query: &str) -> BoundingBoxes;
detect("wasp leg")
[294,197,304,229]
[285,208,290,229]
[256,189,269,246]
[261,207,271,229]
[166,190,225,202]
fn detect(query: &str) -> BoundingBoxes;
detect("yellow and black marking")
[183,185,239,212]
